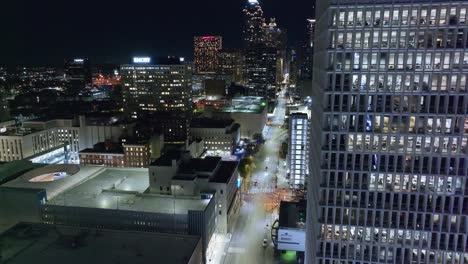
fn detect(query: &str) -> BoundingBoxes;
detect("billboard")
[277,228,305,251]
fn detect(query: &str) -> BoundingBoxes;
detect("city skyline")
[0,0,312,67]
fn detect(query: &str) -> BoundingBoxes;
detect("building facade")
[218,49,244,84]
[121,57,192,119]
[64,58,92,94]
[190,118,240,157]
[194,36,222,74]
[308,1,468,264]
[242,0,265,47]
[288,113,310,189]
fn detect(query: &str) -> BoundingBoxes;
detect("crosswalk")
[247,187,276,194]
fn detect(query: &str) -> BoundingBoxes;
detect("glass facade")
[309,1,468,263]
[289,113,310,189]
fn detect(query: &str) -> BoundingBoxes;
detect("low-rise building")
[0,223,203,264]
[79,141,124,167]
[0,115,135,164]
[0,164,215,263]
[149,155,240,233]
[213,96,267,138]
[190,118,240,157]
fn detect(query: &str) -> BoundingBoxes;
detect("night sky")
[1,0,313,67]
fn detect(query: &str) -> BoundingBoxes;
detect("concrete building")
[0,164,216,263]
[194,36,222,74]
[190,118,240,157]
[79,139,152,168]
[213,96,268,138]
[137,112,190,144]
[149,155,240,233]
[79,142,124,167]
[0,223,203,264]
[308,1,468,263]
[121,57,192,119]
[288,112,310,189]
[0,115,134,164]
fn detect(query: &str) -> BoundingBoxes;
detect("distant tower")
[194,36,222,74]
[242,0,265,48]
[64,58,91,94]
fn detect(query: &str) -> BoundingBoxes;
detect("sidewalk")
[206,232,232,264]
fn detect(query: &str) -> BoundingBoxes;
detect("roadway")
[224,91,294,264]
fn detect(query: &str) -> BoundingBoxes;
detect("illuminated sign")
[133,57,151,64]
[74,59,84,63]
[248,0,259,4]
[179,57,185,62]
[202,36,216,40]
[277,229,306,252]
[0,127,6,133]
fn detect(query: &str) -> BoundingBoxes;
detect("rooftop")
[218,96,267,114]
[178,157,221,175]
[151,151,186,166]
[279,200,306,229]
[45,167,211,214]
[210,161,238,183]
[0,223,201,264]
[1,165,104,199]
[79,142,124,154]
[191,117,234,129]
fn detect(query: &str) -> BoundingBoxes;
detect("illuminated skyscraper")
[218,49,244,84]
[121,57,192,119]
[308,1,468,263]
[194,36,222,74]
[243,0,265,47]
[243,0,279,96]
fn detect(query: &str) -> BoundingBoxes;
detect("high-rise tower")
[308,1,468,263]
[242,0,265,47]
[194,36,222,74]
[121,57,192,119]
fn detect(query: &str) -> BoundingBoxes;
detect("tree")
[279,142,288,159]
[238,156,255,179]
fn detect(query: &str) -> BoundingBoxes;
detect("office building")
[218,49,244,84]
[64,58,92,94]
[0,115,134,164]
[191,118,240,157]
[121,57,192,119]
[79,140,151,168]
[245,44,278,96]
[288,112,310,189]
[308,1,468,263]
[137,112,190,143]
[194,36,222,74]
[149,155,240,233]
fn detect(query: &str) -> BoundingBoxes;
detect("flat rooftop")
[178,157,221,174]
[210,161,238,183]
[46,167,211,214]
[1,165,104,199]
[0,223,200,264]
[191,117,234,129]
[279,200,306,229]
[0,126,43,137]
